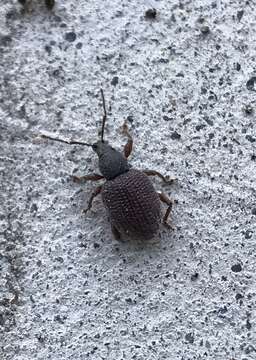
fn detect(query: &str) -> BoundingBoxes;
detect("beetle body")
[41,89,174,241]
[91,141,161,239]
[102,169,161,240]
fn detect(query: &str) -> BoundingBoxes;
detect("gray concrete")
[1,0,256,359]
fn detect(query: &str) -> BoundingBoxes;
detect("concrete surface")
[0,0,256,359]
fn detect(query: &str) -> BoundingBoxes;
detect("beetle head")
[88,90,130,180]
[40,89,130,180]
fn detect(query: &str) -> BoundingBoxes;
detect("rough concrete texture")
[0,0,256,359]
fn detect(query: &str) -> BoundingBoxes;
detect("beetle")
[40,90,176,240]
[18,0,55,10]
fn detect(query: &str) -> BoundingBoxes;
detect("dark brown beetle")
[41,90,175,240]
[18,0,55,10]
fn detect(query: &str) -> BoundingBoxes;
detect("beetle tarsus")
[144,170,176,185]
[82,185,102,214]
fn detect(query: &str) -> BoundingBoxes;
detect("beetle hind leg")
[82,185,102,214]
[158,191,175,230]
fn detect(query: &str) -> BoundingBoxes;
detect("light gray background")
[0,1,256,359]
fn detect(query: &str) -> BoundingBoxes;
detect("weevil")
[18,0,55,10]
[40,90,176,240]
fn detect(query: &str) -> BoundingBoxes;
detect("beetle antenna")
[39,134,92,146]
[100,88,107,142]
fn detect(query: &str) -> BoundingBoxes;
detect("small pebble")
[200,25,210,35]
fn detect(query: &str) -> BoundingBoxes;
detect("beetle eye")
[92,144,97,151]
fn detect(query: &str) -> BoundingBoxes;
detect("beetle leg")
[143,170,176,185]
[122,121,133,158]
[82,185,102,214]
[158,191,175,230]
[111,224,122,241]
[72,173,104,183]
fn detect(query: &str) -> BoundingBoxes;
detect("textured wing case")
[102,169,161,239]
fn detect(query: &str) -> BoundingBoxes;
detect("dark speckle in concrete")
[111,76,119,86]
[246,77,256,91]
[145,8,157,20]
[65,31,77,42]
[237,10,244,22]
[170,131,181,140]
[231,264,243,273]
[185,333,194,344]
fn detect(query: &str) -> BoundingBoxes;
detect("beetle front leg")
[122,121,133,158]
[83,185,102,214]
[143,170,176,185]
[72,173,104,183]
[158,191,175,229]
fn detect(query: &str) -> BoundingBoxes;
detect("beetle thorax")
[92,141,130,180]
